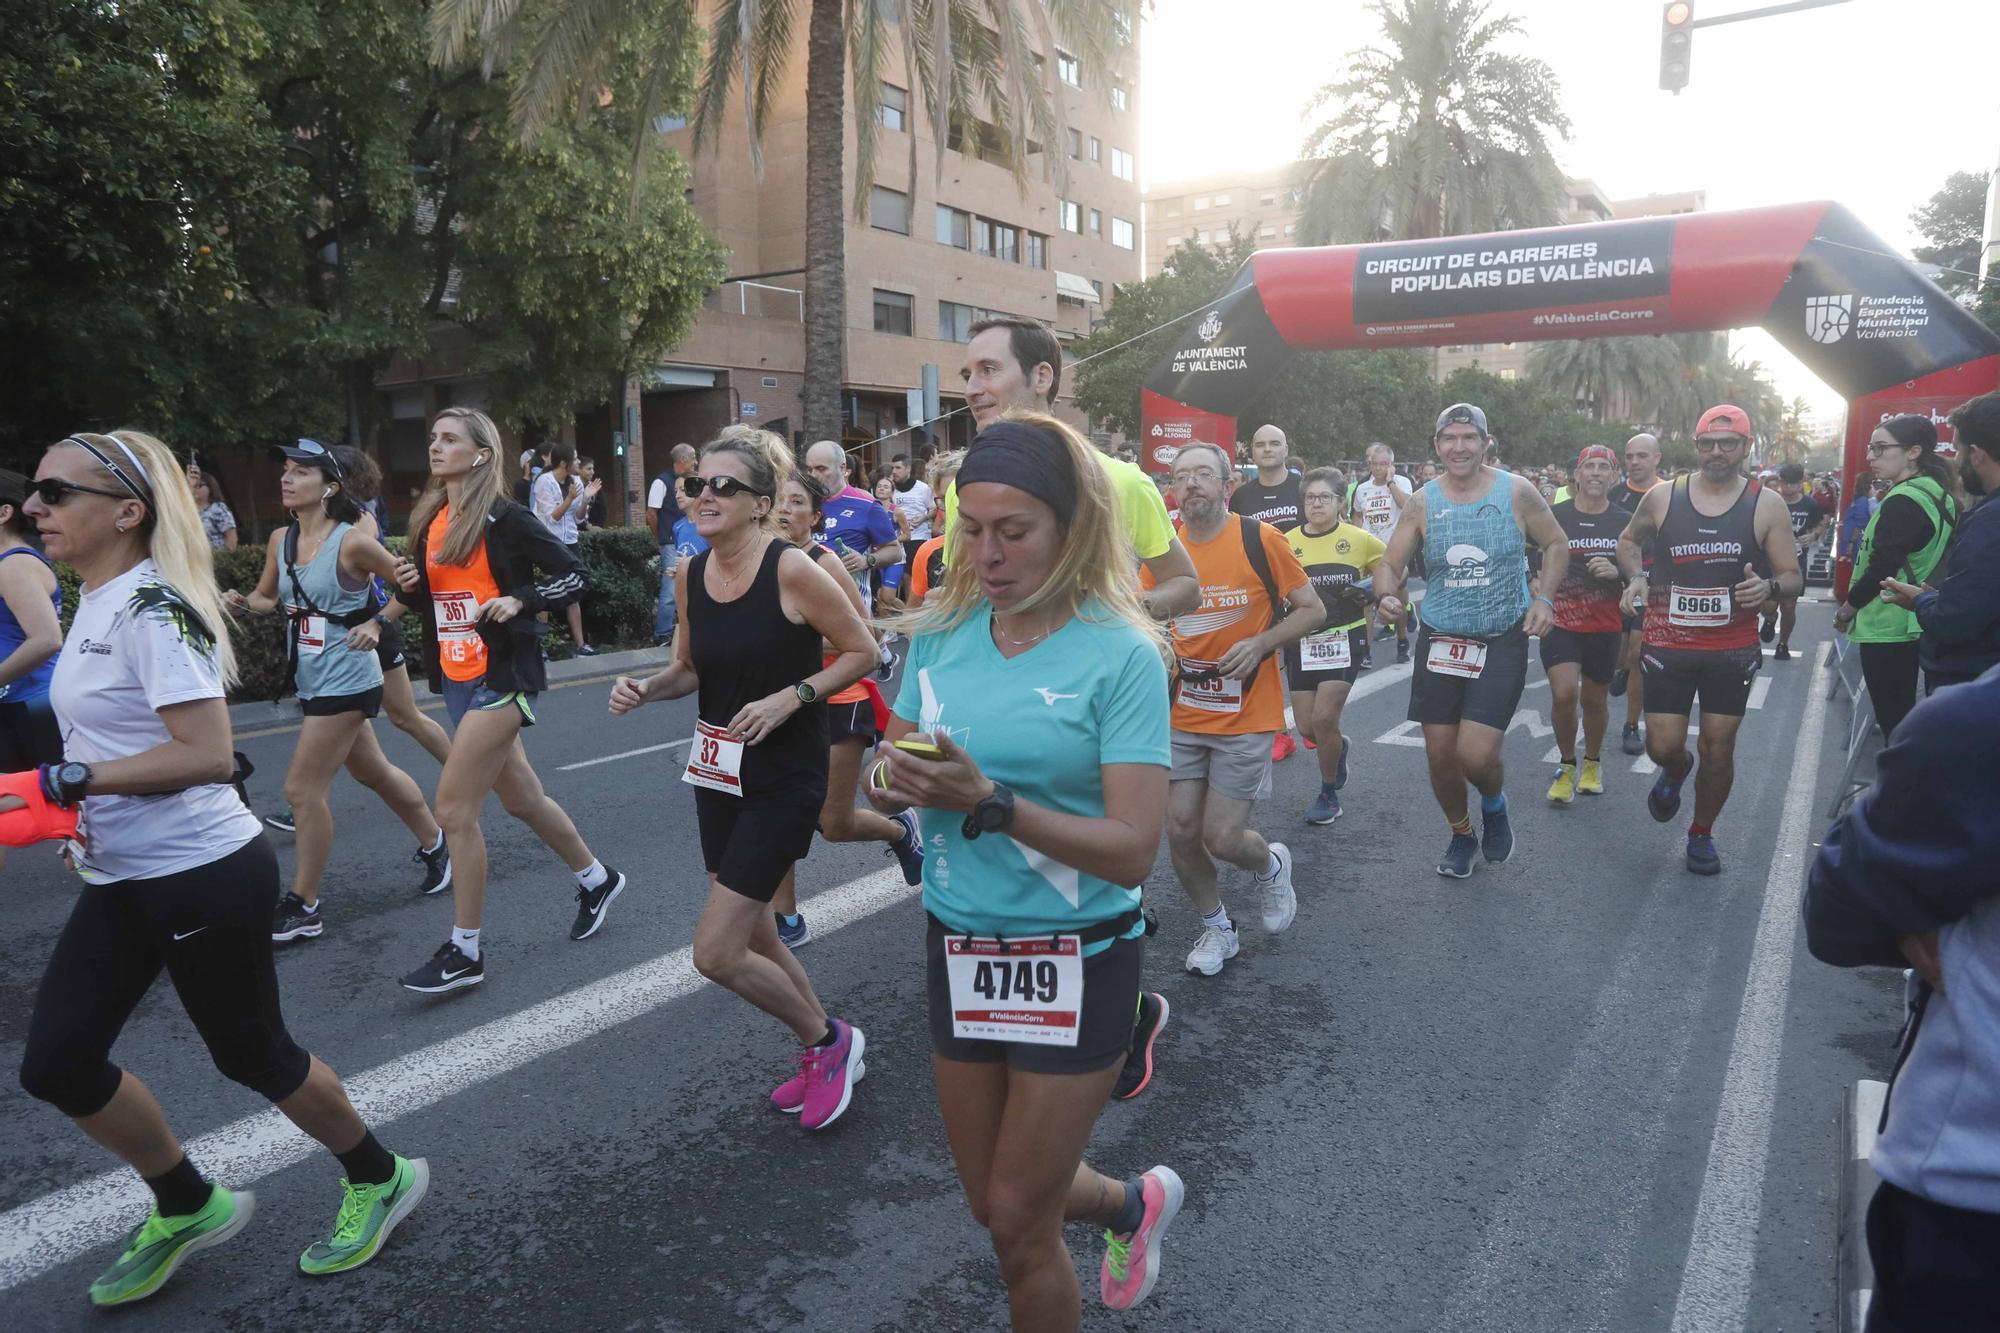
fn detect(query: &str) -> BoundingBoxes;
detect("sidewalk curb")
[225,643,668,735]
[1840,1078,1886,1333]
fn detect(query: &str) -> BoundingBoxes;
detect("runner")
[1540,446,1631,803]
[1227,425,1305,760]
[1762,462,1828,661]
[869,469,910,616]
[766,470,925,949]
[1352,444,1414,665]
[905,450,963,607]
[225,442,450,943]
[803,440,901,612]
[393,408,626,993]
[865,413,1183,1326]
[609,427,874,1130]
[1283,469,1385,824]
[890,451,934,566]
[0,469,63,879]
[1151,442,1320,975]
[1611,432,1664,754]
[1616,405,1801,875]
[341,459,455,771]
[12,430,426,1304]
[1376,403,1567,878]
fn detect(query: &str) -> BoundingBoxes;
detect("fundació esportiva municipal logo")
[1805,293,1853,345]
[1197,309,1223,343]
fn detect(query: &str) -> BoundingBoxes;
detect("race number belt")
[1298,627,1352,672]
[944,934,1082,1047]
[1667,584,1731,629]
[681,719,745,796]
[1176,658,1244,713]
[1425,635,1487,679]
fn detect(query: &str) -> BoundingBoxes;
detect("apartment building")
[1141,165,1304,276]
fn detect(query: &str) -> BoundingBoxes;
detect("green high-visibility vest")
[1850,474,1954,644]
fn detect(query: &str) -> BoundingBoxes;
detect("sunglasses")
[1694,437,1746,453]
[29,478,131,506]
[681,475,770,500]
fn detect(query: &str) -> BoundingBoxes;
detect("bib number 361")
[945,935,1083,1047]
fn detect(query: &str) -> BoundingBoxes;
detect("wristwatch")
[962,782,1016,840]
[41,762,91,807]
[794,680,818,705]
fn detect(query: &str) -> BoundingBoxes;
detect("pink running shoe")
[1100,1165,1185,1311]
[770,1038,866,1114]
[798,1019,866,1130]
[1271,732,1297,763]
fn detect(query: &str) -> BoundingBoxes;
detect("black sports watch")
[43,762,91,807]
[962,783,1016,840]
[794,680,818,705]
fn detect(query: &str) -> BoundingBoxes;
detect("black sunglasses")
[682,475,770,500]
[30,478,130,506]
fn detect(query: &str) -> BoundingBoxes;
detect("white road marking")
[556,736,693,771]
[0,867,917,1290]
[1375,721,1426,747]
[1747,676,1772,711]
[1668,655,1832,1333]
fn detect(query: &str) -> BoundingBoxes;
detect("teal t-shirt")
[893,602,1169,942]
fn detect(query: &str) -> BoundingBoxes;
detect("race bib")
[1425,635,1487,679]
[944,934,1083,1047]
[1668,584,1731,629]
[1298,627,1352,672]
[681,719,746,796]
[432,590,484,670]
[1176,658,1244,714]
[289,608,326,657]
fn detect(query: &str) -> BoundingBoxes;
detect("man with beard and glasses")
[1880,392,2000,693]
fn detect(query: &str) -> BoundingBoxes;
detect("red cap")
[1696,404,1752,438]
[0,769,79,849]
[1576,445,1618,467]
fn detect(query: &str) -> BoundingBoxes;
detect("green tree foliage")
[0,0,723,458]
[1295,0,1569,246]
[1526,337,1679,425]
[1908,168,2000,336]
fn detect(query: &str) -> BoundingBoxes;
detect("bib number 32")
[682,719,746,796]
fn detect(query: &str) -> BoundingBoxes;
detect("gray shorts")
[1170,729,1275,801]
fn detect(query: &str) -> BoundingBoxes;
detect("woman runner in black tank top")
[607,428,878,1132]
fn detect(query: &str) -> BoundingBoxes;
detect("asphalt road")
[0,596,1903,1331]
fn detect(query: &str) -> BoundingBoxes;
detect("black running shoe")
[1609,667,1629,698]
[1395,641,1410,665]
[400,941,483,993]
[1759,615,1776,644]
[264,806,296,833]
[1774,642,1792,661]
[1113,992,1170,1101]
[271,892,323,943]
[415,837,452,896]
[570,867,627,941]
[1621,722,1645,756]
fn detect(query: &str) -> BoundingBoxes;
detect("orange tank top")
[425,507,501,682]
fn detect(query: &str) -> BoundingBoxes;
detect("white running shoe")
[1257,842,1297,934]
[1185,925,1239,977]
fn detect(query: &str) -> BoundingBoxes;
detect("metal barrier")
[1825,635,1877,817]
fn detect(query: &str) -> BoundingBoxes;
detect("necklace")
[994,614,1049,647]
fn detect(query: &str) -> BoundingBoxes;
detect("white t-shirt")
[646,476,671,513]
[893,479,935,541]
[532,470,579,545]
[50,560,261,883]
[1352,474,1413,543]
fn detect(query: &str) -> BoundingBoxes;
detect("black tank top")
[687,539,828,800]
[1645,476,1762,651]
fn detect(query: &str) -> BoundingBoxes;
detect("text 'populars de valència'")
[1364,241,1654,294]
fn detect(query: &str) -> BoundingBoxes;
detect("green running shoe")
[89,1185,254,1306]
[299,1155,429,1276]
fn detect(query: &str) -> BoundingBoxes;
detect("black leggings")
[1859,639,1923,741]
[19,836,311,1118]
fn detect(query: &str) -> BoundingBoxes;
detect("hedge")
[52,524,663,702]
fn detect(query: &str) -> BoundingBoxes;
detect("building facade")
[1141,165,1304,277]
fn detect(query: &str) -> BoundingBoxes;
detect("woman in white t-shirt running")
[9,431,426,1306]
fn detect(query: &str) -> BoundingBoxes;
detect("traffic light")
[1659,2,1694,92]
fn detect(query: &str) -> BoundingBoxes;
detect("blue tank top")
[1418,471,1530,636]
[0,547,60,703]
[283,523,383,700]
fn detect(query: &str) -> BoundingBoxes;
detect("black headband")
[958,422,1078,528]
[62,434,152,503]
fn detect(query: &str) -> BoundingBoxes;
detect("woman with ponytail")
[226,441,451,943]
[1837,414,1959,738]
[392,408,625,995]
[8,430,426,1306]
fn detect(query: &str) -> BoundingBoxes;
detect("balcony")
[702,279,804,321]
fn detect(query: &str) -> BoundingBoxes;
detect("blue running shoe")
[1648,763,1688,823]
[1480,798,1515,864]
[1437,833,1479,878]
[1685,834,1721,876]
[887,809,924,886]
[775,912,812,948]
[1306,790,1341,825]
[1335,736,1351,792]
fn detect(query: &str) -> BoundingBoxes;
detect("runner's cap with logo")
[1576,445,1618,467]
[1435,403,1489,436]
[1695,405,1752,439]
[269,438,344,478]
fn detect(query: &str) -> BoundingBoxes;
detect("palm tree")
[430,0,1137,443]
[1527,337,1679,426]
[1294,0,1570,245]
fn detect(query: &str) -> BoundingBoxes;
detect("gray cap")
[1435,403,1489,436]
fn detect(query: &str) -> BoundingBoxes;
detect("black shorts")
[375,617,407,671]
[1539,627,1622,686]
[299,686,384,718]
[0,695,63,769]
[827,698,879,748]
[695,790,820,903]
[1283,625,1366,686]
[1407,624,1530,730]
[925,918,1143,1075]
[18,836,310,1119]
[1640,643,1761,718]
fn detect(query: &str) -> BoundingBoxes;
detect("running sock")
[1256,849,1283,881]
[143,1156,212,1218]
[335,1130,397,1188]
[423,830,444,855]
[1480,791,1507,814]
[1556,758,1575,769]
[451,925,481,961]
[810,1023,839,1049]
[1199,905,1234,934]
[1320,781,1339,798]
[1449,816,1475,837]
[300,899,319,915]
[1108,1178,1147,1237]
[1688,822,1713,839]
[575,859,608,891]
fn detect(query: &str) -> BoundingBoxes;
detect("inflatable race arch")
[1139,201,2000,589]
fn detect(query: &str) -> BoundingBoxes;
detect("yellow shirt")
[943,451,1174,563]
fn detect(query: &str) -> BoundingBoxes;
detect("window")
[1058,199,1080,233]
[1499,367,1519,381]
[1191,195,1209,212]
[1110,147,1134,181]
[1089,278,1104,301]
[878,83,907,132]
[652,114,688,134]
[1259,226,1276,239]
[1110,84,1128,112]
[977,219,1018,263]
[872,289,913,336]
[1111,217,1134,250]
[1283,222,1297,236]
[1088,208,1102,235]
[935,205,970,249]
[869,185,909,234]
[1058,51,1081,87]
[1166,205,1181,217]
[1067,127,1082,160]
[1259,193,1276,206]
[1024,232,1047,270]
[1089,136,1102,163]
[939,301,1009,342]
